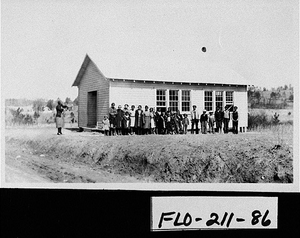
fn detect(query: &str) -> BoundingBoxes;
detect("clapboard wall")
[77,60,110,127]
[109,80,248,129]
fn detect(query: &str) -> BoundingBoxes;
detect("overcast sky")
[2,0,298,100]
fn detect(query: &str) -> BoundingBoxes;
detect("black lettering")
[158,212,176,228]
[226,213,234,228]
[220,212,228,226]
[251,210,262,225]
[173,212,192,227]
[206,213,220,226]
[261,210,271,227]
[174,212,184,226]
[183,213,192,226]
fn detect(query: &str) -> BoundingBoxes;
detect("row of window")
[156,90,233,112]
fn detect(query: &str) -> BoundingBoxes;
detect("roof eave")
[107,78,248,87]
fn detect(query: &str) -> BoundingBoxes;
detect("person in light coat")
[190,105,200,134]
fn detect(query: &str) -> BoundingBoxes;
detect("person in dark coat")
[109,103,117,136]
[135,105,143,135]
[115,105,124,135]
[122,104,130,135]
[155,108,164,134]
[200,109,208,134]
[55,99,68,135]
[174,110,183,134]
[232,106,239,134]
[214,107,224,133]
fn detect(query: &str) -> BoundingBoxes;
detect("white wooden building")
[72,54,249,131]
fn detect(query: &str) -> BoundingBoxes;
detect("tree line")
[248,84,293,109]
[5,97,78,126]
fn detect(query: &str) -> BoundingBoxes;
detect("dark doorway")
[87,91,97,127]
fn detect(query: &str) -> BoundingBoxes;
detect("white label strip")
[151,196,277,231]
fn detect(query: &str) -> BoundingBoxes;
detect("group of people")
[101,103,239,136]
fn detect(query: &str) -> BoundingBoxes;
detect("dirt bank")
[5,126,293,183]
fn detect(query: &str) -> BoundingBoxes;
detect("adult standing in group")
[109,103,117,136]
[122,104,130,135]
[55,99,68,135]
[232,106,239,134]
[135,105,143,135]
[223,105,231,134]
[129,105,136,135]
[149,107,156,134]
[190,105,200,134]
[155,108,164,134]
[143,105,151,135]
[215,106,224,134]
[115,105,124,135]
[200,109,208,134]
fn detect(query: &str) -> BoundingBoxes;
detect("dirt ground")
[4,125,293,183]
[5,128,149,183]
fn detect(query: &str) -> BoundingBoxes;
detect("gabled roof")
[72,54,106,87]
[72,55,250,87]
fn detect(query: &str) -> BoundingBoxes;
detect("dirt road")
[5,131,149,183]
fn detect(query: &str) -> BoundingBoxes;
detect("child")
[208,111,215,134]
[102,115,110,136]
[182,114,189,134]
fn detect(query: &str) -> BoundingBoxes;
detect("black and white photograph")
[1,0,299,191]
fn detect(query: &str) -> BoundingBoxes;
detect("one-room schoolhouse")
[72,54,249,132]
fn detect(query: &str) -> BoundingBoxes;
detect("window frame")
[204,91,213,111]
[169,90,179,112]
[225,91,234,111]
[181,90,191,112]
[215,91,224,110]
[156,89,167,111]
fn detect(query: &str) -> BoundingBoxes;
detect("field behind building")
[5,120,293,184]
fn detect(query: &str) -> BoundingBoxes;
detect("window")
[215,91,223,110]
[204,91,213,111]
[169,90,179,112]
[181,90,191,112]
[225,91,234,111]
[156,90,166,111]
